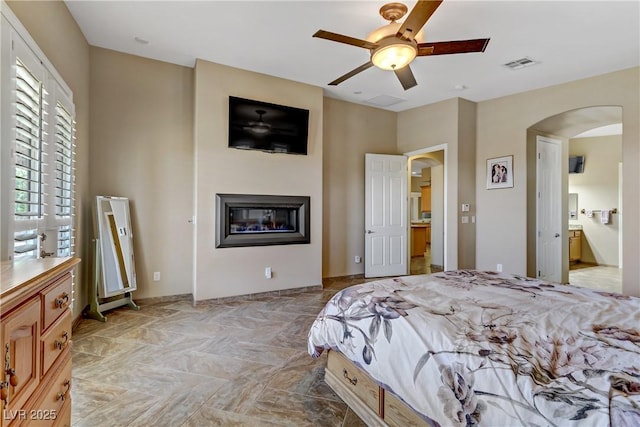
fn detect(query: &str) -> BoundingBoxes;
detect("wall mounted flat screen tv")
[228,96,309,155]
[569,155,585,173]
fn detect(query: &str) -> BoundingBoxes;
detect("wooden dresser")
[1,257,79,427]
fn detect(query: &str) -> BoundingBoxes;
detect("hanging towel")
[586,209,593,218]
[601,209,611,224]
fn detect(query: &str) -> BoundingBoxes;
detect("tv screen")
[569,155,585,173]
[228,96,309,155]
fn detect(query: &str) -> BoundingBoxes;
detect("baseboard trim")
[194,284,323,307]
[322,274,365,286]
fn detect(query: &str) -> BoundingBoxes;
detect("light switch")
[461,216,469,224]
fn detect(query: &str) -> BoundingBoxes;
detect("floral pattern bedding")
[307,270,640,426]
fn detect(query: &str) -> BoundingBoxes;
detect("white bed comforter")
[307,270,640,427]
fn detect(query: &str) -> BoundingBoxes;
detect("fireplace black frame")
[215,194,310,248]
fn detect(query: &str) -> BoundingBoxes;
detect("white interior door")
[537,136,562,282]
[365,153,408,278]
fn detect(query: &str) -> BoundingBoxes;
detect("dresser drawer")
[52,399,71,427]
[327,351,381,414]
[40,312,71,377]
[41,275,71,332]
[0,297,41,425]
[384,391,429,427]
[24,355,71,427]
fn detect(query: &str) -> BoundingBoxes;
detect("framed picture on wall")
[486,155,514,189]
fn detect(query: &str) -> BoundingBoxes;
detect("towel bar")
[580,208,618,214]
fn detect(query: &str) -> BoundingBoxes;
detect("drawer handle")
[343,368,358,386]
[56,379,71,401]
[54,331,70,350]
[55,292,70,308]
[2,343,19,405]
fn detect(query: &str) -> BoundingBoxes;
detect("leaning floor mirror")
[95,196,137,298]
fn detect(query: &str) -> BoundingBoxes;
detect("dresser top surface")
[1,257,80,300]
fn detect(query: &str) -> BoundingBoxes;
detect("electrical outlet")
[265,267,272,279]
[153,272,161,281]
[354,255,361,264]
[496,264,503,272]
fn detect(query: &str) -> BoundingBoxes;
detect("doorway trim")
[404,144,450,271]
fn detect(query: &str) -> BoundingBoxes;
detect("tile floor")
[410,244,443,275]
[71,279,366,427]
[70,263,622,426]
[568,263,622,293]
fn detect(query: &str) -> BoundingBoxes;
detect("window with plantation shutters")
[12,58,45,260]
[1,13,76,262]
[53,102,76,257]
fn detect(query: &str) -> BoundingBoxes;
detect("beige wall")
[398,98,475,270]
[569,135,622,266]
[7,1,90,319]
[322,98,397,277]
[457,99,477,269]
[7,2,639,301]
[476,68,639,296]
[90,47,194,299]
[193,59,323,300]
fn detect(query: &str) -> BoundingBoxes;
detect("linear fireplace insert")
[215,194,310,248]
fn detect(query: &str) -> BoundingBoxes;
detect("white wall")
[569,135,622,266]
[193,59,323,300]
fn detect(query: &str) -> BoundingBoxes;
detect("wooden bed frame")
[325,350,429,427]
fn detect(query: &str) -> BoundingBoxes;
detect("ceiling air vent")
[503,57,538,70]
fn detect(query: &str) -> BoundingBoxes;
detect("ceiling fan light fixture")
[245,122,270,135]
[367,22,424,44]
[244,109,272,135]
[371,40,417,70]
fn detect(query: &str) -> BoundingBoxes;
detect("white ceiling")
[64,1,639,112]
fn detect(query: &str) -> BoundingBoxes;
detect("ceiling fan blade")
[329,61,374,86]
[417,38,490,56]
[397,0,443,40]
[313,30,378,50]
[394,66,418,91]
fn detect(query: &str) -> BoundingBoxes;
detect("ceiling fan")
[313,0,490,90]
[242,109,293,136]
[244,109,272,135]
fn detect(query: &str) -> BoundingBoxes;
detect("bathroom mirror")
[569,193,578,220]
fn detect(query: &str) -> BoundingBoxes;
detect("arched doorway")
[526,106,623,292]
